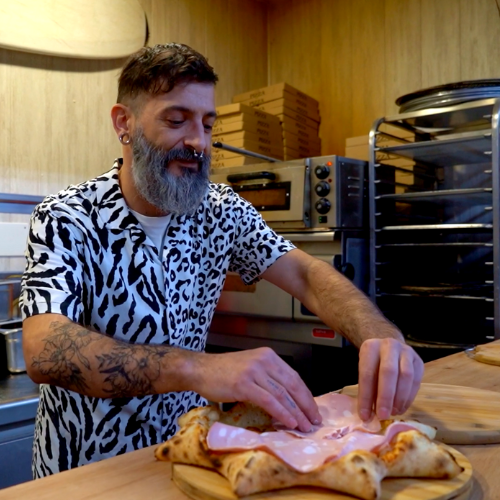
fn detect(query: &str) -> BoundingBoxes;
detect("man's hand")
[357,338,424,421]
[187,347,322,433]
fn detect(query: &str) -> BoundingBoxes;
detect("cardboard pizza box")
[215,104,281,125]
[212,116,283,136]
[214,113,282,129]
[283,141,322,158]
[256,102,320,126]
[213,126,283,144]
[284,150,309,160]
[282,130,321,150]
[232,82,319,109]
[253,97,321,123]
[212,130,278,146]
[284,144,321,158]
[281,116,321,141]
[239,90,319,115]
[345,134,421,189]
[218,139,284,160]
[275,112,320,132]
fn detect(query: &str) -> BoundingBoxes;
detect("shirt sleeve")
[20,202,85,323]
[227,191,296,285]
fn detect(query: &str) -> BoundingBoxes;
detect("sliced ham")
[207,420,421,473]
[272,392,381,439]
[206,393,427,473]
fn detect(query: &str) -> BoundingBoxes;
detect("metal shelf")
[377,132,491,167]
[382,97,496,130]
[376,187,492,203]
[377,223,493,231]
[369,98,500,343]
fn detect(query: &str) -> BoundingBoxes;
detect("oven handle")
[212,141,280,162]
[279,231,336,242]
[226,171,277,184]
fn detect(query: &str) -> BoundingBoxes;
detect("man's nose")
[184,121,208,153]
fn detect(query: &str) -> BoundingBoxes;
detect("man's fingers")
[375,340,400,420]
[258,366,318,432]
[357,340,380,420]
[249,384,299,429]
[402,355,424,413]
[391,349,414,414]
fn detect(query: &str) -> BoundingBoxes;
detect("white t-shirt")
[129,209,172,251]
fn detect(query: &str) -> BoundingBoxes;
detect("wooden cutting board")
[465,343,500,366]
[172,445,472,500]
[0,0,146,59]
[341,383,500,445]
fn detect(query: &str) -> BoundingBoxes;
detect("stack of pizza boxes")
[211,103,284,168]
[231,82,322,160]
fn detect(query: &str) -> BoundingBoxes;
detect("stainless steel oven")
[207,155,368,394]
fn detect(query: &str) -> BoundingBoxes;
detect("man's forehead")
[147,82,215,110]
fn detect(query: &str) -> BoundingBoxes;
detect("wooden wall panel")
[319,0,352,155]
[266,0,500,156]
[420,0,461,88]
[267,0,323,101]
[0,0,267,201]
[0,51,122,197]
[350,0,386,136]
[384,0,421,115]
[460,0,500,80]
[146,0,268,107]
[2,0,500,203]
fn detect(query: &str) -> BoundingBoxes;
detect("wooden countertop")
[0,347,498,500]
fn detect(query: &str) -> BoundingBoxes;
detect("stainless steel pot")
[0,319,25,373]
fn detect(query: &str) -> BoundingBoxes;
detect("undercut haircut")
[117,43,218,111]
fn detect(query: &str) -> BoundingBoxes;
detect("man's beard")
[130,130,210,216]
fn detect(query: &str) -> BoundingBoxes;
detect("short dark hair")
[117,43,218,109]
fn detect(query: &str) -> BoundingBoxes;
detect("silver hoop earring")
[119,132,131,145]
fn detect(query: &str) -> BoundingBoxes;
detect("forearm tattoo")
[96,344,170,397]
[32,321,97,393]
[32,321,171,397]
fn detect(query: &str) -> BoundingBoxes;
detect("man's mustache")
[144,145,210,164]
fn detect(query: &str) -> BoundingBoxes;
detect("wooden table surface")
[0,346,499,500]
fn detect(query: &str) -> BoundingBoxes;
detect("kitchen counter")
[0,349,497,500]
[0,373,39,489]
[0,372,39,422]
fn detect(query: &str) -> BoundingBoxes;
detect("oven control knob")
[315,198,331,214]
[315,164,330,179]
[315,181,330,197]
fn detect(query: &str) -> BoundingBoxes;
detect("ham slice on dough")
[207,393,422,473]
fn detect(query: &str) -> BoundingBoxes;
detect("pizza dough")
[155,397,463,500]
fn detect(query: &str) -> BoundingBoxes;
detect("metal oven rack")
[369,98,500,346]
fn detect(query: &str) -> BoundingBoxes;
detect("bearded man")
[20,43,423,478]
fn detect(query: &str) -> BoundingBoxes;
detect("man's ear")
[111,103,133,138]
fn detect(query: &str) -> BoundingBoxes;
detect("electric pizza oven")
[207,156,369,394]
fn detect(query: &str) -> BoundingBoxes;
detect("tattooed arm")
[22,313,320,431]
[22,313,193,398]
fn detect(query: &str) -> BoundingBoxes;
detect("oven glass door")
[210,162,309,225]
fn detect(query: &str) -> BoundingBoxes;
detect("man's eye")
[204,124,213,131]
[169,120,184,126]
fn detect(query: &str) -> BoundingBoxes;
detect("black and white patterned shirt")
[20,160,295,477]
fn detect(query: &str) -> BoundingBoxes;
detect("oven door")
[210,160,311,228]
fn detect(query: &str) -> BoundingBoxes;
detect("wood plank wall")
[0,0,267,200]
[267,0,500,156]
[1,0,500,202]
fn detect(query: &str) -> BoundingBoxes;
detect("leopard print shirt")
[20,160,295,477]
